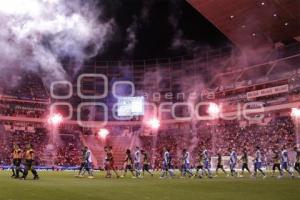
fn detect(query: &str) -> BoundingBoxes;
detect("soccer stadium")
[0,0,300,200]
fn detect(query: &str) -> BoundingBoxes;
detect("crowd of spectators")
[0,100,47,118]
[55,129,83,166]
[0,127,48,165]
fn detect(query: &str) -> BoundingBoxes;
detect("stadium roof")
[187,0,300,48]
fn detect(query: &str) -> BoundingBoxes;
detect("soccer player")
[229,147,237,177]
[11,144,24,178]
[271,149,282,177]
[160,147,174,178]
[195,150,204,178]
[106,146,120,178]
[134,147,142,177]
[76,147,87,177]
[281,146,293,178]
[215,152,227,176]
[294,147,300,176]
[21,144,39,180]
[83,146,94,179]
[141,150,154,177]
[253,146,266,178]
[121,149,135,178]
[202,147,212,178]
[104,146,111,178]
[240,148,251,176]
[180,149,193,178]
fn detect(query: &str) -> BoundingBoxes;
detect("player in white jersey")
[160,147,174,178]
[281,146,294,177]
[80,146,94,179]
[202,148,212,178]
[134,146,142,177]
[229,148,237,177]
[180,149,193,178]
[253,146,266,178]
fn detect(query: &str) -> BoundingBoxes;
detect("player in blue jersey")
[229,147,237,177]
[134,146,142,178]
[160,147,174,178]
[280,146,294,178]
[180,149,193,178]
[253,146,266,178]
[78,146,94,179]
[202,147,212,178]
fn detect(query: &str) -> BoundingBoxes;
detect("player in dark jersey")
[121,149,135,178]
[240,148,251,177]
[272,149,282,177]
[195,150,204,178]
[21,144,39,180]
[294,147,300,176]
[106,146,120,178]
[141,150,154,177]
[215,152,227,176]
[11,144,24,178]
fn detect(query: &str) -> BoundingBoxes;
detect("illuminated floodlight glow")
[291,108,300,118]
[147,118,160,129]
[98,128,109,139]
[48,113,63,125]
[208,103,220,117]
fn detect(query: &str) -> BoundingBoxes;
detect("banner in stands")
[246,84,289,100]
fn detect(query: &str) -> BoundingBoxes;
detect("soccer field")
[0,171,299,200]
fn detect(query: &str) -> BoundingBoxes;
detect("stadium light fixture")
[48,113,63,125]
[208,103,220,117]
[291,108,300,118]
[98,128,109,139]
[147,118,160,129]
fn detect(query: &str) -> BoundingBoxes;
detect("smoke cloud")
[0,0,114,85]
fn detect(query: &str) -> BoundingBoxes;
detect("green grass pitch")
[0,171,299,200]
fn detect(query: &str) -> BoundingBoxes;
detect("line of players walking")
[76,145,300,179]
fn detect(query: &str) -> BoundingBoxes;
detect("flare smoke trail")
[0,0,114,85]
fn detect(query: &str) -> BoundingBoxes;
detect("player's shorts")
[162,162,168,170]
[281,162,288,170]
[242,163,249,170]
[143,164,150,171]
[254,162,262,170]
[125,164,133,171]
[272,163,281,171]
[135,163,141,170]
[216,164,223,169]
[295,163,300,170]
[84,161,92,170]
[185,163,191,169]
[25,160,34,169]
[197,165,203,170]
[204,161,210,169]
[13,159,21,166]
[229,163,236,170]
